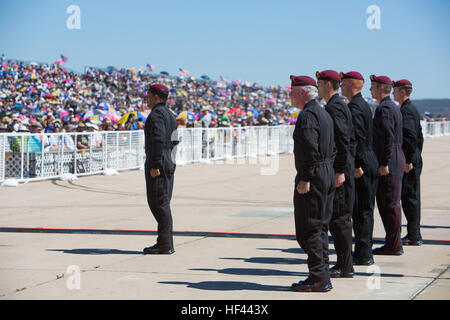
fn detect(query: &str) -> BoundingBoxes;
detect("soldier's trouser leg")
[401,163,422,241]
[146,172,174,250]
[326,176,354,272]
[294,165,334,282]
[376,172,403,250]
[353,155,378,259]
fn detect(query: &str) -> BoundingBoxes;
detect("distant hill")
[411,99,450,118]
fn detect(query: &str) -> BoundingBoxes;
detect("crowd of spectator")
[0,57,379,135]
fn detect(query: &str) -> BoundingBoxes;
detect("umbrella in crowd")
[117,111,147,125]
[98,101,110,109]
[246,109,259,118]
[290,108,300,119]
[83,109,105,119]
[227,108,245,115]
[176,111,196,122]
[89,114,105,122]
[104,113,120,123]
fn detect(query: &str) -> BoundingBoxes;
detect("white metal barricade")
[421,120,450,138]
[0,122,447,183]
[0,131,145,183]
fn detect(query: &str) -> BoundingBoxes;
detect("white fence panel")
[0,122,448,183]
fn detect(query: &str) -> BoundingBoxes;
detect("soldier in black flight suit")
[341,71,379,265]
[371,75,406,255]
[143,84,178,255]
[393,79,424,246]
[290,75,336,292]
[316,70,356,278]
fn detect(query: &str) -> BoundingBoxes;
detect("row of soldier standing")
[141,76,423,292]
[291,71,423,292]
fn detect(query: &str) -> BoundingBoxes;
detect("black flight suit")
[400,99,424,242]
[373,96,406,250]
[144,102,178,251]
[348,92,379,261]
[293,99,336,282]
[323,93,356,273]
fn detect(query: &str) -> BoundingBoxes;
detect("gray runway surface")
[0,137,449,299]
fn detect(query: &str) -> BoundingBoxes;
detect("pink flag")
[178,68,189,77]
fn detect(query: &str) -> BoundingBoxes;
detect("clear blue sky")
[1,0,449,99]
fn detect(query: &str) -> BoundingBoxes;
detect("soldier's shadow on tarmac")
[220,256,312,265]
[158,281,290,292]
[47,248,142,255]
[257,247,337,255]
[189,266,404,279]
[252,248,404,278]
[191,267,309,277]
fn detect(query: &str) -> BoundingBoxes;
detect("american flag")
[178,68,189,77]
[60,54,68,62]
[220,76,228,82]
[146,64,154,72]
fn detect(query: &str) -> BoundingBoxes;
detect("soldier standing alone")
[143,84,178,255]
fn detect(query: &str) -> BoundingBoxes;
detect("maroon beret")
[290,75,317,88]
[148,84,169,93]
[340,71,364,81]
[370,75,392,85]
[392,79,412,87]
[316,70,341,82]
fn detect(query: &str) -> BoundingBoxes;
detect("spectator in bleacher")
[125,113,139,130]
[177,118,187,128]
[86,122,102,148]
[76,123,89,149]
[63,125,76,151]
[43,125,59,151]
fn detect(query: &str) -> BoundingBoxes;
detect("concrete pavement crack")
[410,264,450,300]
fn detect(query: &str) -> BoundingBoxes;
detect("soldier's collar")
[152,103,167,110]
[401,98,411,108]
[304,99,317,109]
[328,93,340,102]
[381,96,391,103]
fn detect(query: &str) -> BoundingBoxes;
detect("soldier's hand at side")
[335,173,345,188]
[150,168,160,178]
[297,181,310,194]
[354,167,364,179]
[379,165,389,176]
[404,163,413,174]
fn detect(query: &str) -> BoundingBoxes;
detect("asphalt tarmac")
[0,137,449,300]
